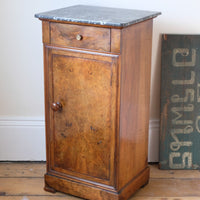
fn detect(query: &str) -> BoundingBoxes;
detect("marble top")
[35,5,161,28]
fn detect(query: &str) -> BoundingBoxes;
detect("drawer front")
[50,23,111,51]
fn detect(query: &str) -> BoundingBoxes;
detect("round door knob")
[76,34,83,41]
[51,102,62,111]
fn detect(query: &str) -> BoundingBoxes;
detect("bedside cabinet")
[35,5,160,200]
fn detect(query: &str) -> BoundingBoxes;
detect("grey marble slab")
[35,5,161,27]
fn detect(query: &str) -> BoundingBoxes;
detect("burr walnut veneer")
[35,5,160,200]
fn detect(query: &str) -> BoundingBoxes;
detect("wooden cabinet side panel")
[118,20,153,189]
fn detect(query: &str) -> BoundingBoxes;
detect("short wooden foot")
[141,180,149,188]
[44,184,56,193]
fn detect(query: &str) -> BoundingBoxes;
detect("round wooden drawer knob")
[76,34,83,41]
[51,102,62,111]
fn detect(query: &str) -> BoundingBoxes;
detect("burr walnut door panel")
[46,48,119,185]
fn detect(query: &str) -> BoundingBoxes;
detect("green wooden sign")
[160,34,200,169]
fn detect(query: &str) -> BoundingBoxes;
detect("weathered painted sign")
[160,34,200,169]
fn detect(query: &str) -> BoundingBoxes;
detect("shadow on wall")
[150,33,162,120]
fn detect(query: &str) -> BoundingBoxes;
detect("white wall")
[0,0,199,161]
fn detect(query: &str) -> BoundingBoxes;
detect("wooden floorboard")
[1,197,200,200]
[150,164,200,179]
[0,163,200,199]
[1,178,200,197]
[0,162,45,178]
[1,198,200,200]
[0,197,80,200]
[132,198,200,200]
[132,179,200,197]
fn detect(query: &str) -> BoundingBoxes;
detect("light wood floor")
[0,163,200,200]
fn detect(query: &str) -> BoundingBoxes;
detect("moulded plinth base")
[44,167,150,200]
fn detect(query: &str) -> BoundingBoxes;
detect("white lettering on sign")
[172,48,196,67]
[197,83,200,102]
[169,152,192,169]
[171,89,194,103]
[171,104,194,125]
[170,126,193,151]
[169,47,197,169]
[195,116,200,134]
[172,71,195,85]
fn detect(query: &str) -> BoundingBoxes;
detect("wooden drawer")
[50,23,111,51]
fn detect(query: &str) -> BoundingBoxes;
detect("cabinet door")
[45,47,119,186]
